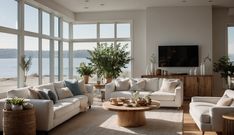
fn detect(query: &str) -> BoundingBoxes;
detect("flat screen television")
[158,45,199,67]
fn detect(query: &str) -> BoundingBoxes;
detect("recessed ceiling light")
[85,0,89,2]
[181,0,187,3]
[84,6,89,9]
[208,0,213,2]
[100,3,104,6]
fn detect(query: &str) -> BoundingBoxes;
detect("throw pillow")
[78,80,88,94]
[144,78,159,91]
[37,90,50,100]
[56,87,74,99]
[159,79,179,93]
[115,78,130,91]
[44,89,58,104]
[129,79,146,91]
[28,87,40,99]
[54,81,65,96]
[216,95,233,106]
[64,80,82,95]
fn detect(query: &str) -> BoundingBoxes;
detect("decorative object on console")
[76,62,95,84]
[149,53,157,75]
[200,54,212,75]
[88,43,131,83]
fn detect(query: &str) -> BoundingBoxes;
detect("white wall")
[75,10,147,77]
[146,6,213,74]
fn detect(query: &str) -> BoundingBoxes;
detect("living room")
[0,0,234,135]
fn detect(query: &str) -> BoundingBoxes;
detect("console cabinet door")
[185,76,198,99]
[198,76,212,96]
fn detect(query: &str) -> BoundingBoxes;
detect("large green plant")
[213,56,234,81]
[76,62,95,77]
[88,43,131,79]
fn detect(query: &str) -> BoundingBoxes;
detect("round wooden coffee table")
[103,101,160,127]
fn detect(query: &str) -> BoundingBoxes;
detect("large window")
[24,4,39,33]
[54,41,59,81]
[42,11,50,36]
[54,16,59,37]
[42,39,50,84]
[0,32,18,92]
[24,36,39,86]
[63,21,69,39]
[63,42,69,79]
[73,22,132,78]
[0,0,18,29]
[228,26,234,62]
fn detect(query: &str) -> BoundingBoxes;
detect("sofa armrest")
[191,97,221,104]
[210,106,234,131]
[174,84,183,107]
[27,99,54,131]
[105,82,115,100]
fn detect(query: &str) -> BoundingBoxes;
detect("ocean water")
[0,58,130,78]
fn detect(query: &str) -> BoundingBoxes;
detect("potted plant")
[213,56,234,88]
[8,97,25,111]
[76,62,95,84]
[88,43,131,83]
[20,55,32,86]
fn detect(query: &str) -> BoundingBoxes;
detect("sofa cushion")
[150,91,175,101]
[144,78,159,91]
[216,95,233,106]
[115,78,130,91]
[35,83,58,101]
[64,80,82,95]
[7,87,30,98]
[53,98,80,119]
[72,95,89,108]
[129,78,145,91]
[190,102,215,123]
[54,81,65,95]
[159,79,179,93]
[56,87,74,100]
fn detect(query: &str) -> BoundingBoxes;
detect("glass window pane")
[42,11,50,35]
[117,23,131,38]
[42,39,50,84]
[54,41,59,81]
[25,4,39,33]
[73,42,97,81]
[63,21,69,39]
[63,42,69,79]
[228,27,234,62]
[73,24,97,39]
[117,41,131,78]
[100,24,114,38]
[54,16,59,37]
[0,0,17,29]
[24,36,39,86]
[0,32,17,92]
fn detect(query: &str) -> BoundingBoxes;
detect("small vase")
[11,105,23,111]
[146,64,151,75]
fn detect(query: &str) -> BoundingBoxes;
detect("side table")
[3,108,36,135]
[94,84,105,102]
[223,113,234,135]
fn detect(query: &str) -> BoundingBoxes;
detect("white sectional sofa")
[0,80,93,132]
[105,78,183,107]
[189,90,234,134]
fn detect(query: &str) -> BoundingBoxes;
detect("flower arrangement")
[5,97,33,111]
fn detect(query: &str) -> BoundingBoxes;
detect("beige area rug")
[48,104,183,135]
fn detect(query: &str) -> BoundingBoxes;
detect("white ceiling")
[52,0,234,13]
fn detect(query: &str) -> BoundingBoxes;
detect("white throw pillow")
[144,78,158,91]
[159,79,179,93]
[216,95,233,106]
[129,79,146,91]
[115,78,130,91]
[56,87,74,100]
[78,80,88,94]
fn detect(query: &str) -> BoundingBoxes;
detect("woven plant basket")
[3,108,36,135]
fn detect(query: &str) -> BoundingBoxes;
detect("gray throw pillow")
[38,90,50,100]
[43,89,58,104]
[64,80,83,95]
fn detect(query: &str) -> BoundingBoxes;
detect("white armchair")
[189,90,234,134]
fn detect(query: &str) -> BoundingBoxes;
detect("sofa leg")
[216,132,222,135]
[36,131,48,135]
[89,105,91,109]
[202,131,204,135]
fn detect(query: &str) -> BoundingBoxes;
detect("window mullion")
[38,8,42,84]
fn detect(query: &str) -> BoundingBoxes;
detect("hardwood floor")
[183,101,217,135]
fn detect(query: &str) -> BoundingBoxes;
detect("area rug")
[48,104,183,135]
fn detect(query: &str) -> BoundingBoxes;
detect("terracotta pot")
[83,75,89,84]
[106,77,113,84]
